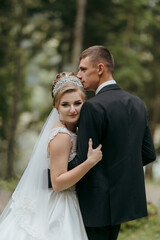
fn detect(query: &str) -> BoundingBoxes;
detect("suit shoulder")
[86,94,103,104]
[124,90,144,105]
[81,97,104,115]
[82,98,97,110]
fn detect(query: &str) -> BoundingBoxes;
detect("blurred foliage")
[119,203,160,240]
[0,178,19,192]
[0,0,160,178]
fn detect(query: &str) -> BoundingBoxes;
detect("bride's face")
[57,91,84,125]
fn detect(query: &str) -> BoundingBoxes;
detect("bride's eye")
[74,101,82,106]
[61,103,68,107]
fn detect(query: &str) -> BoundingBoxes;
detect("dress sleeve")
[48,127,72,145]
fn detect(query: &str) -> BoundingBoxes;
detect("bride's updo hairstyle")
[52,72,86,108]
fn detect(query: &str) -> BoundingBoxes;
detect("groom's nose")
[77,72,82,81]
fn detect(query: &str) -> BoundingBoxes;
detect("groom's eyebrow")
[79,66,86,70]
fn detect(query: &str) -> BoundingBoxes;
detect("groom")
[68,45,156,240]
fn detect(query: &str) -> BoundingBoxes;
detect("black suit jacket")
[68,84,156,227]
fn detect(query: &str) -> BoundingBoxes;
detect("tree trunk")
[145,162,154,179]
[145,88,159,179]
[6,57,22,179]
[72,0,87,73]
[150,88,160,136]
[6,1,25,179]
[123,14,134,48]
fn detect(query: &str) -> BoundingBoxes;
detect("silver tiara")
[52,75,83,96]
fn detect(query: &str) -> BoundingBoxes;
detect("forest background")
[0,0,160,187]
[0,0,160,239]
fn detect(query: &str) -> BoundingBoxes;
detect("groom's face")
[77,56,99,92]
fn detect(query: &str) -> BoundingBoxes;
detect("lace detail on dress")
[48,127,77,162]
[48,127,72,144]
[10,191,47,240]
[11,192,36,213]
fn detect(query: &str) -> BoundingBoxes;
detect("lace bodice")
[48,127,77,162]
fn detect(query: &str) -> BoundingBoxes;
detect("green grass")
[0,178,19,192]
[145,178,160,187]
[118,205,160,240]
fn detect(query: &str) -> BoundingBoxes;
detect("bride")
[0,72,102,240]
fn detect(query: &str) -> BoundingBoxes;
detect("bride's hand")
[87,138,102,167]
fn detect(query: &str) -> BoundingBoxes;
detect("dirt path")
[0,190,11,214]
[145,184,160,206]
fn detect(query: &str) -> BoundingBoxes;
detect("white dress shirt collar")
[95,80,116,95]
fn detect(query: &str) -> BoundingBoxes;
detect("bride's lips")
[69,114,78,118]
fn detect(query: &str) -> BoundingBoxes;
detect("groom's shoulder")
[86,94,100,105]
[121,90,147,111]
[85,89,144,106]
[82,95,100,111]
[123,89,144,103]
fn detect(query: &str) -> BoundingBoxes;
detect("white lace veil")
[0,108,59,239]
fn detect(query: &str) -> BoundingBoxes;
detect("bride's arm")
[49,133,102,192]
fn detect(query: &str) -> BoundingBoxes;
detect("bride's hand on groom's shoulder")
[87,138,102,167]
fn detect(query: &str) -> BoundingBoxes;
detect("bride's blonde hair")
[52,72,86,108]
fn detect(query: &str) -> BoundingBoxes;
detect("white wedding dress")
[0,127,88,240]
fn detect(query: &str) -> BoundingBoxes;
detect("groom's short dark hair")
[80,45,114,73]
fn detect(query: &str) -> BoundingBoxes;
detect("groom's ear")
[97,63,104,75]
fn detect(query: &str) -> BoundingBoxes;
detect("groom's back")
[77,86,152,227]
[96,88,147,166]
